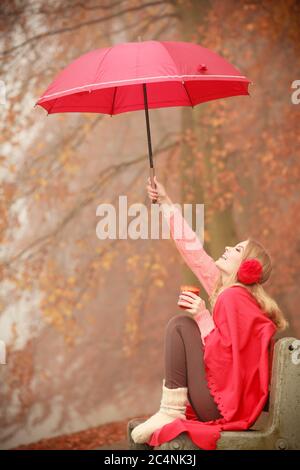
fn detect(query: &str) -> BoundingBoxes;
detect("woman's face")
[215,240,249,275]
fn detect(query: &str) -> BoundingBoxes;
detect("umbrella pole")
[143,83,157,204]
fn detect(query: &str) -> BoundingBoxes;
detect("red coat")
[148,285,276,450]
[147,206,277,450]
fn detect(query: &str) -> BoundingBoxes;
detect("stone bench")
[128,337,300,450]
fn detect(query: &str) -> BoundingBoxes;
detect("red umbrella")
[36,40,251,201]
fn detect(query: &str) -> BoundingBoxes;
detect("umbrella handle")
[142,83,157,205]
[149,167,157,204]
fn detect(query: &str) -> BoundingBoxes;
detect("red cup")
[179,285,200,310]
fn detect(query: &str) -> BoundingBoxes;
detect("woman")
[131,176,288,450]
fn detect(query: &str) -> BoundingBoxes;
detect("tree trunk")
[177,0,238,303]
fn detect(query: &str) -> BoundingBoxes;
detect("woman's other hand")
[177,291,207,316]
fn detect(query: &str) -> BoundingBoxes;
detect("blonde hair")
[209,237,289,332]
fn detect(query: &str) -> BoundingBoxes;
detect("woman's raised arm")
[147,176,220,297]
[162,204,220,297]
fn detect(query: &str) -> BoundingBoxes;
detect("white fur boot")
[131,379,188,444]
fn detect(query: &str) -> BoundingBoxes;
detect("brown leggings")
[164,313,223,422]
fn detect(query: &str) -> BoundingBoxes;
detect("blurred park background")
[0,0,300,450]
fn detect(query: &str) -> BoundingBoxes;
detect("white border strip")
[39,74,249,101]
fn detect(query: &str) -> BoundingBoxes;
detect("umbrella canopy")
[36,40,251,201]
[36,40,251,116]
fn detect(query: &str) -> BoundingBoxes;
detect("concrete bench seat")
[128,337,300,450]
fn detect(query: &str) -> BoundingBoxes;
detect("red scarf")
[148,286,277,450]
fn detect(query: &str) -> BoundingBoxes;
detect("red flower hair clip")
[237,258,263,285]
